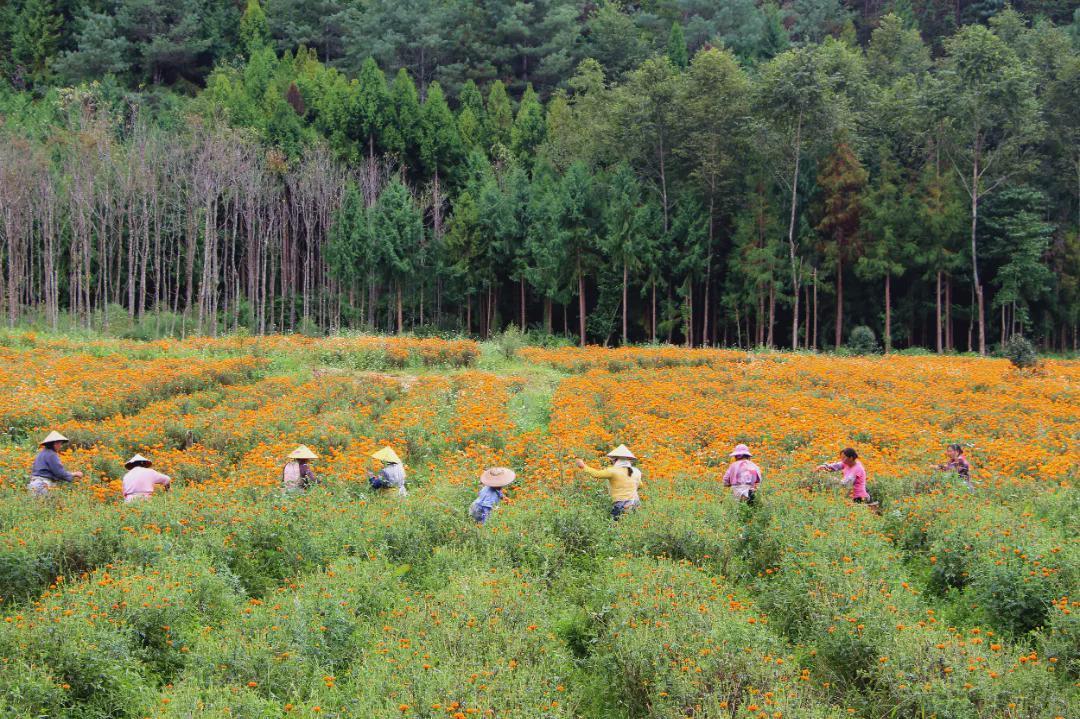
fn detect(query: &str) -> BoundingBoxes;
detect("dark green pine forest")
[0,0,1078,352]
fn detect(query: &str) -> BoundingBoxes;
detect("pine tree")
[457,79,487,152]
[240,0,271,57]
[10,0,63,86]
[385,68,423,176]
[370,180,423,333]
[511,84,547,165]
[485,80,514,151]
[667,22,689,69]
[857,154,914,352]
[816,139,867,349]
[602,162,648,344]
[419,81,464,184]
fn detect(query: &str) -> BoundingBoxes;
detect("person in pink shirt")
[121,454,171,503]
[723,444,762,505]
[816,448,873,504]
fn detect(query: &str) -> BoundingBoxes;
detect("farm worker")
[723,444,762,505]
[121,454,171,503]
[28,431,83,496]
[469,467,515,524]
[816,447,873,504]
[574,444,642,520]
[934,443,973,490]
[368,446,407,497]
[282,445,318,492]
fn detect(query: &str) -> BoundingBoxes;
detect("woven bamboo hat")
[125,454,152,469]
[371,446,402,464]
[480,467,516,488]
[288,445,318,461]
[39,431,69,446]
[606,444,637,460]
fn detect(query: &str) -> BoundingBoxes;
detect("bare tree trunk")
[884,273,892,353]
[396,281,403,333]
[834,249,843,349]
[936,270,943,353]
[971,156,986,355]
[803,283,810,349]
[945,275,953,351]
[767,282,776,348]
[787,112,804,350]
[578,255,586,347]
[812,268,819,350]
[651,279,657,343]
[622,259,628,345]
[735,304,742,348]
[756,290,764,346]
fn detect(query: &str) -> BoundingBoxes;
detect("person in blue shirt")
[28,431,83,496]
[469,467,516,524]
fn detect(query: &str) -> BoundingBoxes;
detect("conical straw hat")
[125,454,152,469]
[371,446,401,464]
[606,444,636,460]
[39,430,69,445]
[480,467,516,488]
[288,445,318,460]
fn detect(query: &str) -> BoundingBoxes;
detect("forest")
[0,0,1079,351]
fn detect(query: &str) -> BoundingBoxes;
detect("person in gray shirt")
[28,430,83,496]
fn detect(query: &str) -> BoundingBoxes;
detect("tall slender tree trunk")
[803,283,810,349]
[622,259,629,345]
[520,277,526,331]
[936,270,943,353]
[971,155,986,355]
[787,112,804,350]
[651,279,657,343]
[834,250,843,349]
[767,282,776,349]
[884,274,892,353]
[577,255,586,347]
[396,281,403,334]
[945,275,953,351]
[812,268,819,350]
[756,291,764,346]
[735,305,742,348]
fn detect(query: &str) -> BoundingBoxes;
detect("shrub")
[494,325,527,360]
[847,325,879,354]
[1003,334,1037,368]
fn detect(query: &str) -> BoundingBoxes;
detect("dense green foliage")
[0,2,1079,351]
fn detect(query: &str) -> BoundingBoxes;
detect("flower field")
[0,335,1076,719]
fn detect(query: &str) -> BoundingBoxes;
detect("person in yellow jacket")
[574,444,642,520]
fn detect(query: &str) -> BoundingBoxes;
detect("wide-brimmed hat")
[39,431,69,446]
[480,467,516,488]
[606,444,636,460]
[371,446,401,464]
[124,454,152,469]
[288,445,318,461]
[730,444,752,457]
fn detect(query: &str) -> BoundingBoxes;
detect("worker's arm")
[816,461,843,472]
[154,472,171,487]
[579,463,615,480]
[45,452,76,482]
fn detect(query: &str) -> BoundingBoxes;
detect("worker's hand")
[814,464,828,472]
[72,471,84,479]
[574,458,585,469]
